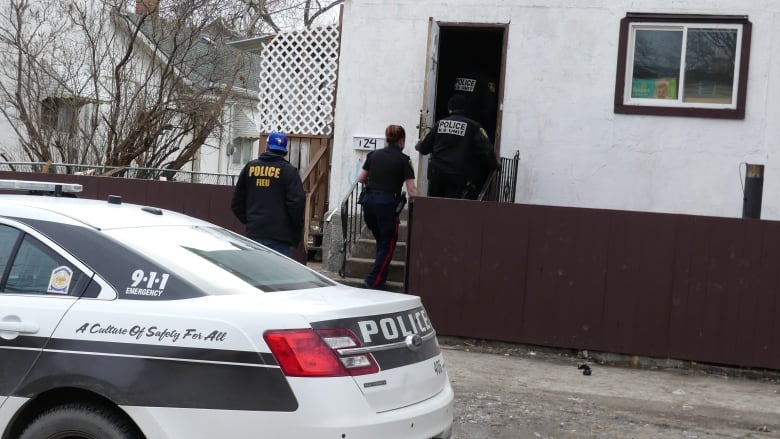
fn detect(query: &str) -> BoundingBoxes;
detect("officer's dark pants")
[428,173,467,199]
[361,192,399,289]
[463,169,490,200]
[256,238,291,257]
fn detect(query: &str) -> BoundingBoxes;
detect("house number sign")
[353,135,384,151]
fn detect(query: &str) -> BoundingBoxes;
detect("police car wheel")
[18,403,141,439]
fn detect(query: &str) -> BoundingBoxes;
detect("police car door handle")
[0,320,40,334]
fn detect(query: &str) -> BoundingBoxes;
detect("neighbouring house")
[116,2,266,177]
[128,14,342,252]
[0,0,341,255]
[0,0,265,179]
[327,0,780,226]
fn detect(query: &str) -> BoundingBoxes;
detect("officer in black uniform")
[416,94,499,199]
[357,125,417,289]
[231,131,306,257]
[452,69,498,142]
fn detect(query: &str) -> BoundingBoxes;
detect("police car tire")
[18,402,141,439]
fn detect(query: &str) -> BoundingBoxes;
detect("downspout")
[742,163,764,219]
[225,103,235,175]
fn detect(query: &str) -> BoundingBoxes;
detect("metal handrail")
[338,179,364,278]
[498,151,520,203]
[336,151,519,277]
[477,170,497,201]
[474,150,519,202]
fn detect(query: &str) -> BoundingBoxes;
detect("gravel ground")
[309,264,780,438]
[439,337,780,439]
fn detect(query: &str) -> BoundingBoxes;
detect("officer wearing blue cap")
[231,131,306,257]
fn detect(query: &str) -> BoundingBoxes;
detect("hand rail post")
[338,180,363,278]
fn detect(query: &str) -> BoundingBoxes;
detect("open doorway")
[435,26,504,143]
[417,23,506,196]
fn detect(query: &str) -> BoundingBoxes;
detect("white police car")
[0,180,453,439]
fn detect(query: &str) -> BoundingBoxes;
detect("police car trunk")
[271,290,446,413]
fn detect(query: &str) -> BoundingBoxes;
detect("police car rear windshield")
[106,226,335,293]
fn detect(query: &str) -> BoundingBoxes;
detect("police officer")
[452,69,498,142]
[416,94,499,199]
[231,131,306,257]
[357,124,417,289]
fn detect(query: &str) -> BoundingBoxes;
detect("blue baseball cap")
[267,131,288,153]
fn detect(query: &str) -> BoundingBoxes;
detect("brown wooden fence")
[406,197,780,371]
[6,171,776,370]
[0,171,310,263]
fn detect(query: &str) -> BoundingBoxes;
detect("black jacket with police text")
[231,152,306,246]
[416,113,498,178]
[452,71,498,134]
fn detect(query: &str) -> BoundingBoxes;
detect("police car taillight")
[264,328,379,377]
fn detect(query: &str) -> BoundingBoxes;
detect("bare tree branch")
[0,0,339,174]
[304,0,342,28]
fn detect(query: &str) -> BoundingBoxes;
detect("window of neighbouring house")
[231,137,256,166]
[41,97,82,134]
[614,13,751,119]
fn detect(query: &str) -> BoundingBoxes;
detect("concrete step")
[338,276,405,293]
[344,257,405,283]
[350,238,407,261]
[358,221,409,243]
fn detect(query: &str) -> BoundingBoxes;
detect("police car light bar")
[0,179,83,193]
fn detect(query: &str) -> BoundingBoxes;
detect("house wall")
[200,101,262,176]
[330,0,780,220]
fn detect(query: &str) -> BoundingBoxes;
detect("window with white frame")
[614,14,751,119]
[231,137,256,166]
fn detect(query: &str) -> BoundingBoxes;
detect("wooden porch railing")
[300,139,331,253]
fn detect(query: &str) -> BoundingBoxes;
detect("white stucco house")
[329,0,780,221]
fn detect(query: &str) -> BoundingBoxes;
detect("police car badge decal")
[47,265,73,294]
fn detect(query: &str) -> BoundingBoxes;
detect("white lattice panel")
[257,26,340,136]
